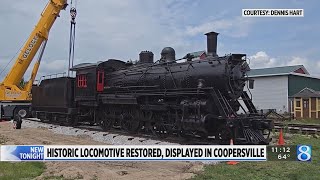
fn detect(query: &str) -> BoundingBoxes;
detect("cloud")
[249,51,320,76]
[23,60,69,82]
[0,0,194,81]
[0,58,68,84]
[248,51,277,68]
[0,0,318,83]
[0,0,217,82]
[185,17,255,37]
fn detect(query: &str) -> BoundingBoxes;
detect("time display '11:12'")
[267,145,296,161]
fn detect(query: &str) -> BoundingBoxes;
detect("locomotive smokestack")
[205,31,219,56]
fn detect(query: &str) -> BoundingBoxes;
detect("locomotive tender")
[32,32,273,144]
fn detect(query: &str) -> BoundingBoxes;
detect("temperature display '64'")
[267,145,297,161]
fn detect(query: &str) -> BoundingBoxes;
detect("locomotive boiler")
[32,31,273,145]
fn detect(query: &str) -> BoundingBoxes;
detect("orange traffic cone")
[227,139,239,165]
[277,129,285,145]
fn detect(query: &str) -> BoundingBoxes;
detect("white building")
[245,65,320,114]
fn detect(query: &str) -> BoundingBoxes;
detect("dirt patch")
[0,122,204,180]
[0,134,8,145]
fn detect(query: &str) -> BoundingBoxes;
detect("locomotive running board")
[99,94,138,105]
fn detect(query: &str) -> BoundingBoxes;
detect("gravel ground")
[21,119,219,165]
[22,119,178,145]
[1,121,210,179]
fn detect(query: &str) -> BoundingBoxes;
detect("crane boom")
[0,0,67,101]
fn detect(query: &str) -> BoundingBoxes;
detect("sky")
[0,0,319,81]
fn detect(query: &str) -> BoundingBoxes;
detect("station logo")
[296,145,311,162]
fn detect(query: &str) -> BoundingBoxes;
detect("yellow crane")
[0,0,68,121]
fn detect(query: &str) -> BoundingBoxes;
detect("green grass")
[0,162,45,180]
[193,135,320,180]
[0,133,46,179]
[286,118,320,125]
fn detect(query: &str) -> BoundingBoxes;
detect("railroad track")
[23,118,221,145]
[274,122,320,135]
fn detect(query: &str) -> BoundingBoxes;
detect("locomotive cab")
[71,59,127,102]
[71,63,97,101]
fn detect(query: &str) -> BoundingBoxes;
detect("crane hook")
[68,6,77,76]
[70,7,77,23]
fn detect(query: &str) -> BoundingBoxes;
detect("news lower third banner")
[0,145,266,161]
[0,145,312,162]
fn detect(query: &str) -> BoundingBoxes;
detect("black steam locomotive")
[31,32,273,144]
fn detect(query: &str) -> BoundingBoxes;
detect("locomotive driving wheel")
[216,125,232,145]
[98,111,112,131]
[152,122,169,138]
[65,115,78,126]
[120,113,140,133]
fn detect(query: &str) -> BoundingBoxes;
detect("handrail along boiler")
[32,32,274,144]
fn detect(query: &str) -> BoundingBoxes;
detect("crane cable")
[0,37,29,78]
[68,0,77,77]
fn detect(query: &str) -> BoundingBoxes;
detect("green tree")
[19,77,27,88]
